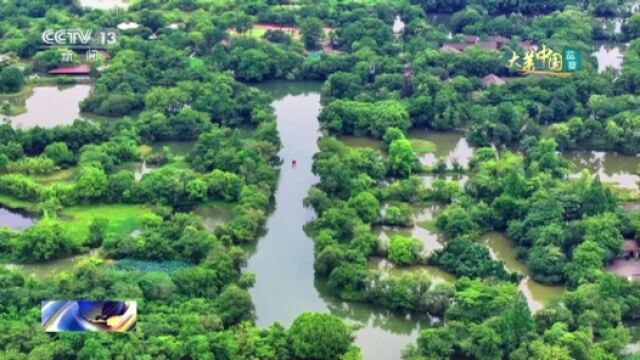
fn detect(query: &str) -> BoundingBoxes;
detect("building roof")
[624,240,640,252]
[465,35,480,44]
[488,35,508,44]
[48,64,91,75]
[440,44,463,53]
[482,74,506,86]
[442,42,467,51]
[519,41,538,51]
[477,41,499,51]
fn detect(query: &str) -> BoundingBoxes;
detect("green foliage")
[319,99,411,138]
[0,66,24,93]
[388,235,423,265]
[288,312,353,360]
[388,138,421,178]
[11,219,78,262]
[383,203,414,227]
[300,17,324,50]
[430,238,516,282]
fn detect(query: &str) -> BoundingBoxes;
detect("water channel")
[246,81,432,360]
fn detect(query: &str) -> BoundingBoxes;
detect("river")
[4,85,92,129]
[246,81,433,360]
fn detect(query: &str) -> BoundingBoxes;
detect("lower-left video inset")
[41,300,136,332]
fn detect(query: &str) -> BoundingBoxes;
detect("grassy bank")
[60,204,151,239]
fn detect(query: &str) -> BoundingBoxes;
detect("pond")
[191,203,234,232]
[149,140,195,157]
[593,42,625,72]
[565,150,640,190]
[4,252,95,279]
[3,85,92,129]
[377,204,445,255]
[408,130,474,168]
[482,232,566,312]
[338,131,474,169]
[246,81,434,360]
[0,206,37,231]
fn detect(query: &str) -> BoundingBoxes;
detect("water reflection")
[192,203,233,232]
[0,206,37,231]
[376,204,445,254]
[149,140,195,157]
[338,131,474,169]
[408,130,473,167]
[565,151,640,190]
[482,232,566,312]
[4,252,95,279]
[4,85,92,129]
[315,279,434,360]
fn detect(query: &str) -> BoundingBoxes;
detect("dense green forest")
[2,0,640,359]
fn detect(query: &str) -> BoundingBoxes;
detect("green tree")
[388,139,420,178]
[288,313,352,360]
[300,17,324,50]
[87,217,109,248]
[44,142,73,166]
[76,165,108,201]
[0,66,24,92]
[347,191,379,223]
[388,235,423,265]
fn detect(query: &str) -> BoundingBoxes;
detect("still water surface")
[5,85,92,129]
[247,81,433,360]
[566,150,640,190]
[482,232,566,312]
[0,206,37,231]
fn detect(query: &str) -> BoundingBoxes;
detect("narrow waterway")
[245,81,328,324]
[482,232,566,312]
[246,81,429,360]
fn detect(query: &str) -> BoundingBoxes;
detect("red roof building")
[440,44,463,53]
[48,64,91,75]
[482,74,506,87]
